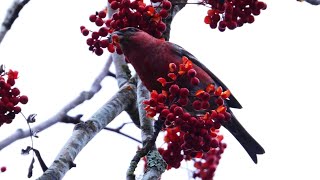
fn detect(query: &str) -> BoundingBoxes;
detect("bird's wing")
[168,42,242,109]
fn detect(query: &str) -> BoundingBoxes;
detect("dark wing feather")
[168,42,242,109]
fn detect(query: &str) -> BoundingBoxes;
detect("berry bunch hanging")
[81,0,172,56]
[143,56,230,173]
[203,0,267,31]
[0,68,28,127]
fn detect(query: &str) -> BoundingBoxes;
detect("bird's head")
[111,27,143,49]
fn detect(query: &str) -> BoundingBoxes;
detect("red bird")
[112,27,265,163]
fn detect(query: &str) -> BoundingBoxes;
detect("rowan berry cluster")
[143,56,230,170]
[0,69,28,126]
[203,0,267,31]
[81,0,171,56]
[193,142,226,180]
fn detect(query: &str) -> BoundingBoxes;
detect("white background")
[0,0,319,179]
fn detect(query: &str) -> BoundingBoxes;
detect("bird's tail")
[222,111,265,163]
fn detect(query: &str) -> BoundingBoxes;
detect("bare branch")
[0,56,113,150]
[128,77,166,180]
[37,77,137,180]
[162,0,188,40]
[106,3,141,128]
[298,0,320,5]
[61,115,142,143]
[0,0,31,45]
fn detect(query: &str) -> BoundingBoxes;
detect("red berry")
[212,14,220,23]
[210,22,217,29]
[99,27,109,37]
[92,32,100,39]
[247,15,255,24]
[116,47,123,54]
[13,106,21,114]
[179,88,189,98]
[86,38,94,46]
[227,21,237,30]
[160,109,170,118]
[201,101,210,110]
[11,87,20,96]
[201,92,210,101]
[256,1,267,10]
[204,16,211,24]
[122,0,130,7]
[19,95,28,104]
[80,26,85,30]
[162,1,172,10]
[149,98,157,107]
[181,112,191,121]
[1,166,6,172]
[89,15,97,22]
[130,1,139,9]
[159,9,169,18]
[252,9,261,16]
[10,97,19,105]
[95,18,104,26]
[157,94,166,103]
[110,1,119,10]
[210,139,219,148]
[211,110,218,119]
[191,77,200,86]
[105,19,112,27]
[99,39,109,48]
[173,106,183,116]
[81,29,89,36]
[95,48,104,56]
[178,98,188,106]
[98,11,107,18]
[192,100,202,110]
[187,69,196,77]
[107,44,115,53]
[7,78,15,86]
[166,113,175,121]
[157,22,166,32]
[169,84,180,95]
[218,26,225,32]
[219,21,227,28]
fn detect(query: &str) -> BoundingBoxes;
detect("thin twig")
[61,115,142,143]
[0,0,31,45]
[0,56,114,150]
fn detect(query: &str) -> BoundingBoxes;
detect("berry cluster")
[193,142,226,180]
[203,0,267,31]
[81,0,172,56]
[143,56,230,170]
[0,69,28,126]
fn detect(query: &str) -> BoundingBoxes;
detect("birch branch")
[0,56,113,150]
[0,0,30,45]
[298,0,320,5]
[37,77,137,180]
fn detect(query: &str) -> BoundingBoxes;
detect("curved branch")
[0,0,31,45]
[0,56,113,150]
[37,77,137,180]
[298,0,320,5]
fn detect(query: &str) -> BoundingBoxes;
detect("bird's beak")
[110,31,123,45]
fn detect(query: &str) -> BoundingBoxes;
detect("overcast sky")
[0,0,320,179]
